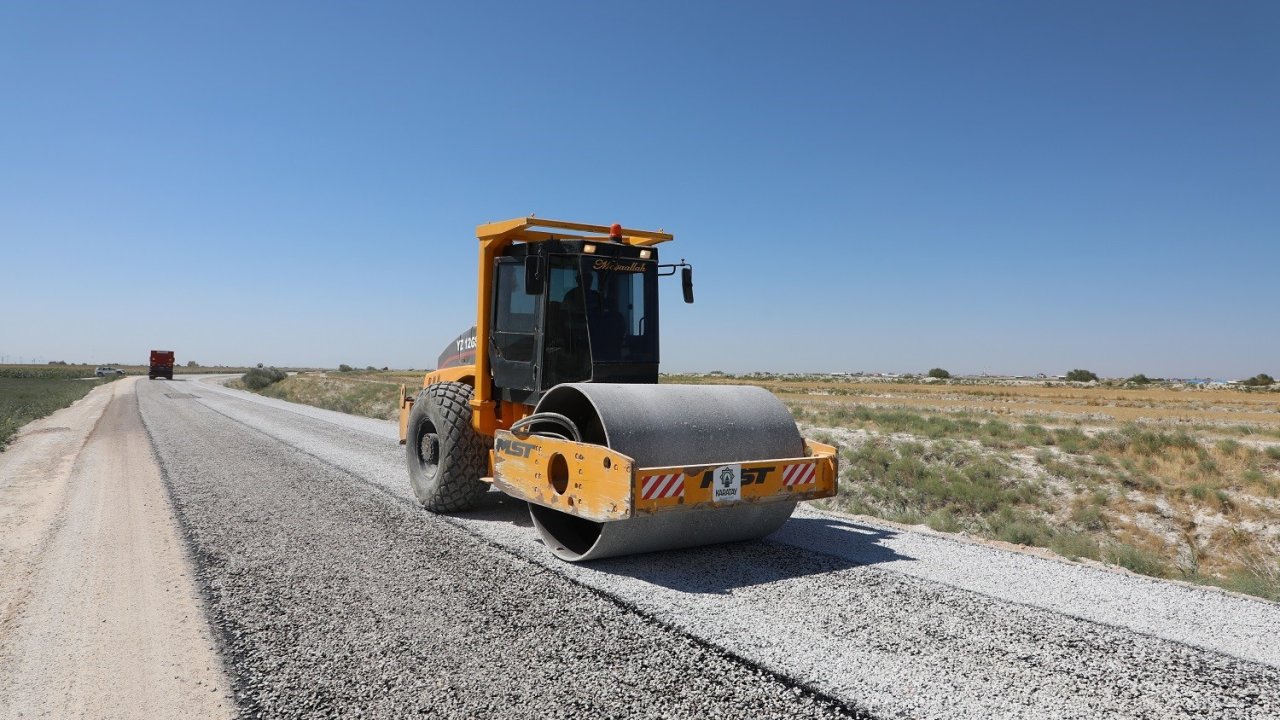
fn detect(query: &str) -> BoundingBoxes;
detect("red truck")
[149,350,175,380]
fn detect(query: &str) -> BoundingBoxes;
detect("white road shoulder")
[0,378,235,719]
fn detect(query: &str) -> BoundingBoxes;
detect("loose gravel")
[138,379,863,719]
[145,377,1280,719]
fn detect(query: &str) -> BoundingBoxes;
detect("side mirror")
[524,256,543,295]
[681,266,694,304]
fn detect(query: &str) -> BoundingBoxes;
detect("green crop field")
[0,366,119,450]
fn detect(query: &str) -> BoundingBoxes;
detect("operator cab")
[490,239,661,404]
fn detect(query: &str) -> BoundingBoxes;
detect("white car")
[95,366,125,377]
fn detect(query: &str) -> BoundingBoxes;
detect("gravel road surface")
[7,374,1276,718]
[138,378,859,719]
[150,376,1280,719]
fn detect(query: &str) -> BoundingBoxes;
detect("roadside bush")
[1215,439,1242,456]
[1242,373,1275,387]
[1066,369,1099,382]
[1055,428,1088,454]
[1126,374,1151,385]
[1212,569,1280,602]
[927,368,951,379]
[1051,532,1101,561]
[1071,503,1106,530]
[1105,543,1172,578]
[987,508,1054,547]
[242,367,287,390]
[338,364,354,372]
[925,508,962,533]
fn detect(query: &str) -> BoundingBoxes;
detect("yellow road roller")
[398,217,837,561]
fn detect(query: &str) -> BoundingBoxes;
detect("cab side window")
[491,259,538,391]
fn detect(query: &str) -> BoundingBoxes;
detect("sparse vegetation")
[243,372,406,420]
[812,408,1280,599]
[752,375,1280,600]
[1242,373,1275,387]
[843,439,1032,513]
[338,364,354,373]
[1105,543,1173,578]
[1066,369,1099,382]
[241,367,287,390]
[927,368,951,379]
[1126,374,1151,385]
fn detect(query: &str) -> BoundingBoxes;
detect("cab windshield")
[543,254,657,387]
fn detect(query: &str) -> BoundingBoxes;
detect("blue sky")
[1,1,1275,378]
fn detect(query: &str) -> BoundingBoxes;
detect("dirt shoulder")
[0,377,235,719]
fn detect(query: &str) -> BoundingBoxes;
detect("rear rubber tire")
[405,381,488,512]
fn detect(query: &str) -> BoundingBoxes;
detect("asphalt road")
[56,376,1280,718]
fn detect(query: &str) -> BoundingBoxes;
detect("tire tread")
[407,381,488,512]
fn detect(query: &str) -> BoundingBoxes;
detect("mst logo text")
[699,466,775,488]
[496,437,536,458]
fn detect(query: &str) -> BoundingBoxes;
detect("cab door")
[489,257,539,394]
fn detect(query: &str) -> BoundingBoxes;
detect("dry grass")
[666,374,1280,428]
[235,372,406,421]
[762,378,1280,601]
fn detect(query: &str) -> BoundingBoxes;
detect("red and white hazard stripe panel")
[781,462,817,486]
[639,472,684,500]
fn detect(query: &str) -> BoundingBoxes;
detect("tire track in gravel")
[137,379,869,719]
[157,377,1280,719]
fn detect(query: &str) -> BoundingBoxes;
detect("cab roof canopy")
[476,216,673,247]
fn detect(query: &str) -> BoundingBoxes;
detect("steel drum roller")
[526,383,804,561]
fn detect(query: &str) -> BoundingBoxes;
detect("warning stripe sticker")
[781,463,817,486]
[639,472,684,500]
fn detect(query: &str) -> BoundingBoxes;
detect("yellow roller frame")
[492,431,838,523]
